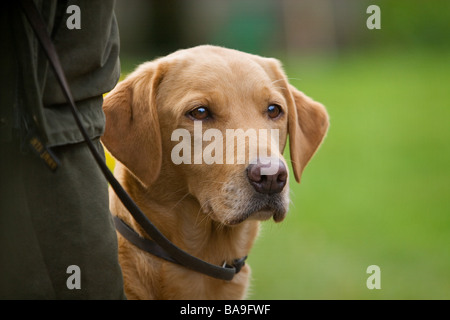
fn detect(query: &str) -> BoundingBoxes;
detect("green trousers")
[0,139,126,299]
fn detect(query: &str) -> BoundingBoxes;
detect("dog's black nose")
[247,158,287,194]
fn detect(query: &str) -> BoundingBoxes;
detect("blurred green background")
[109,0,450,299]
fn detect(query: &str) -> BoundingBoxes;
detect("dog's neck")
[113,164,259,267]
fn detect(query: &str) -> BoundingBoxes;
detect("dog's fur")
[101,45,329,299]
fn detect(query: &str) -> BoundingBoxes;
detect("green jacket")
[0,0,120,147]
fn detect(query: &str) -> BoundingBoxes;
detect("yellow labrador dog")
[101,45,328,299]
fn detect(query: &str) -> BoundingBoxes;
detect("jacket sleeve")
[0,0,120,147]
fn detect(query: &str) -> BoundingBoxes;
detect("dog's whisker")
[152,185,188,202]
[198,179,229,186]
[271,77,301,85]
[283,158,300,166]
[194,195,224,226]
[169,191,191,211]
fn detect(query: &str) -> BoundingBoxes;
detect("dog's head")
[102,45,328,226]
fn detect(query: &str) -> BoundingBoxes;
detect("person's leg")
[0,139,126,299]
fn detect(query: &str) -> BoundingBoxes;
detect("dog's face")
[102,45,329,226]
[157,48,291,225]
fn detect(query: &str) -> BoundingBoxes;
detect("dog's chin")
[232,209,286,225]
[251,208,286,223]
[225,207,286,226]
[203,192,289,226]
[218,198,288,226]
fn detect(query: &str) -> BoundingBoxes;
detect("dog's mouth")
[224,194,287,225]
[199,173,290,226]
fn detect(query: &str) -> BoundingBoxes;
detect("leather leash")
[19,0,246,281]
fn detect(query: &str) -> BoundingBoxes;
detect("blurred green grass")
[110,48,450,299]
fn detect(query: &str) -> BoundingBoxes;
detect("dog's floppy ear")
[256,57,329,182]
[255,56,329,183]
[101,61,166,186]
[287,84,329,183]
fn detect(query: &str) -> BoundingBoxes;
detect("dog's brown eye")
[267,104,282,119]
[189,106,210,120]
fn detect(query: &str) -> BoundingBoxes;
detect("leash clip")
[222,256,247,274]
